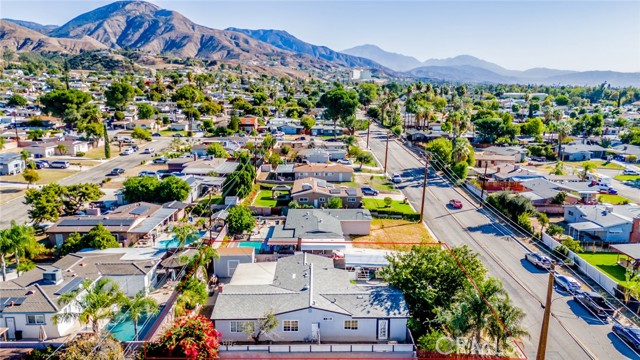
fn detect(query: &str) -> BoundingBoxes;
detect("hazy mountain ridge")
[341,44,422,71]
[226,28,386,70]
[2,19,59,35]
[0,20,106,54]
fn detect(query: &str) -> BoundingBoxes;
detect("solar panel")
[130,206,149,215]
[329,189,341,194]
[9,297,26,305]
[346,189,357,196]
[54,277,84,295]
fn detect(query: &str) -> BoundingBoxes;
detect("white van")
[586,173,612,187]
[50,160,70,169]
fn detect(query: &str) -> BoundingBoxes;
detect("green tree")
[229,115,240,132]
[226,206,255,234]
[123,291,159,340]
[123,176,160,203]
[356,151,374,169]
[246,311,279,344]
[58,232,83,256]
[300,115,316,131]
[105,81,135,110]
[84,223,120,249]
[137,102,155,119]
[451,161,469,180]
[554,120,572,160]
[62,183,104,215]
[486,295,529,353]
[27,129,45,141]
[520,117,545,136]
[103,123,111,159]
[39,89,91,118]
[382,245,487,335]
[25,183,65,224]
[199,100,222,116]
[383,196,392,207]
[425,138,452,168]
[318,87,359,137]
[55,144,67,155]
[22,168,40,188]
[53,278,127,334]
[173,223,196,250]
[157,176,191,202]
[131,126,151,142]
[0,221,42,281]
[7,94,27,107]
[358,83,378,108]
[327,197,343,209]
[206,143,229,158]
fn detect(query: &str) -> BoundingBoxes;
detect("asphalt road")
[364,124,639,360]
[596,168,640,204]
[0,138,172,228]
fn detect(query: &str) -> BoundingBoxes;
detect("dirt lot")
[351,219,435,251]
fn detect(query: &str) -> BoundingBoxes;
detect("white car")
[392,173,402,184]
[623,169,639,175]
[121,148,134,156]
[143,147,155,154]
[337,159,353,165]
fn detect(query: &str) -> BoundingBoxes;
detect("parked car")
[138,170,158,177]
[34,160,50,168]
[337,159,353,165]
[623,169,639,175]
[143,147,155,154]
[172,133,183,137]
[152,133,162,137]
[524,252,552,270]
[152,157,168,164]
[449,199,463,209]
[612,323,640,350]
[599,188,618,195]
[108,168,125,176]
[131,145,139,152]
[574,290,617,320]
[50,160,70,169]
[554,274,581,293]
[361,186,379,196]
[392,173,402,183]
[120,148,134,156]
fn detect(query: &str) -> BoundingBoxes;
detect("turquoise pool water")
[238,241,264,249]
[156,231,205,249]
[106,306,164,342]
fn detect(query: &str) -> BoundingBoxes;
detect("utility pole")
[384,130,390,175]
[420,154,430,223]
[479,162,488,206]
[366,121,371,149]
[536,263,555,360]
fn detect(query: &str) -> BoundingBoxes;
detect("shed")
[213,247,255,278]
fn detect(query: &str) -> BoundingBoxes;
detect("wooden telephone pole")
[420,154,430,223]
[384,130,390,174]
[536,263,555,360]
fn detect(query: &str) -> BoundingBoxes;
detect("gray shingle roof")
[211,254,408,320]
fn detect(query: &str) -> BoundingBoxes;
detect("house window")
[299,198,309,203]
[344,320,358,330]
[319,198,326,203]
[230,321,254,333]
[27,314,45,325]
[283,320,299,332]
[347,198,356,202]
[323,317,333,321]
[568,211,574,216]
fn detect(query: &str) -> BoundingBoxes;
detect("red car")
[449,199,463,209]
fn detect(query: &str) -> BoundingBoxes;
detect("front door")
[5,317,16,339]
[314,199,318,208]
[311,323,319,342]
[377,319,388,340]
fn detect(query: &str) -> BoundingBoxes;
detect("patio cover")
[611,244,640,261]
[568,222,602,231]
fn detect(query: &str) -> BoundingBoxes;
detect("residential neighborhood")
[0,1,640,359]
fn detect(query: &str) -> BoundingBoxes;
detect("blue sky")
[2,0,639,72]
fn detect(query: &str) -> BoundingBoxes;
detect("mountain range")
[2,0,638,86]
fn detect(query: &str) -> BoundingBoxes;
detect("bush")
[370,208,420,221]
[76,152,85,157]
[383,197,392,207]
[143,315,221,360]
[517,212,532,233]
[140,160,146,165]
[547,224,564,237]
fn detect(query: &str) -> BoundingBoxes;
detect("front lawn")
[4,169,79,184]
[615,175,640,182]
[598,194,631,205]
[363,198,416,215]
[568,160,625,170]
[354,174,399,193]
[160,130,188,137]
[351,219,434,250]
[578,252,626,284]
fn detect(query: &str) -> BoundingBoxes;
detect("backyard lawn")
[351,219,435,250]
[578,252,626,284]
[598,194,631,205]
[362,198,416,214]
[252,190,278,207]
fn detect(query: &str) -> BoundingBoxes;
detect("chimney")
[630,217,640,243]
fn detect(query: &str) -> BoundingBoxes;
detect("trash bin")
[15,330,23,340]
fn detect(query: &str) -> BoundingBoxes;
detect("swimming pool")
[156,231,205,249]
[106,306,164,342]
[238,241,264,250]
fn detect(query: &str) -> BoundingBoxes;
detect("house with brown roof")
[239,116,259,132]
[45,202,179,248]
[0,248,163,340]
[294,163,354,182]
[292,177,362,208]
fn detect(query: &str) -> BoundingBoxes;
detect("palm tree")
[452,137,471,163]
[53,278,127,334]
[414,101,433,130]
[173,223,196,250]
[123,291,159,340]
[554,120,572,161]
[447,111,470,139]
[580,161,596,181]
[379,91,397,127]
[0,221,40,280]
[550,161,565,175]
[344,135,356,154]
[487,295,529,354]
[55,144,67,155]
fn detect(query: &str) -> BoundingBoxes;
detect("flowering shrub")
[144,314,221,359]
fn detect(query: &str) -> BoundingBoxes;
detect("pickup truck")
[574,290,617,320]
